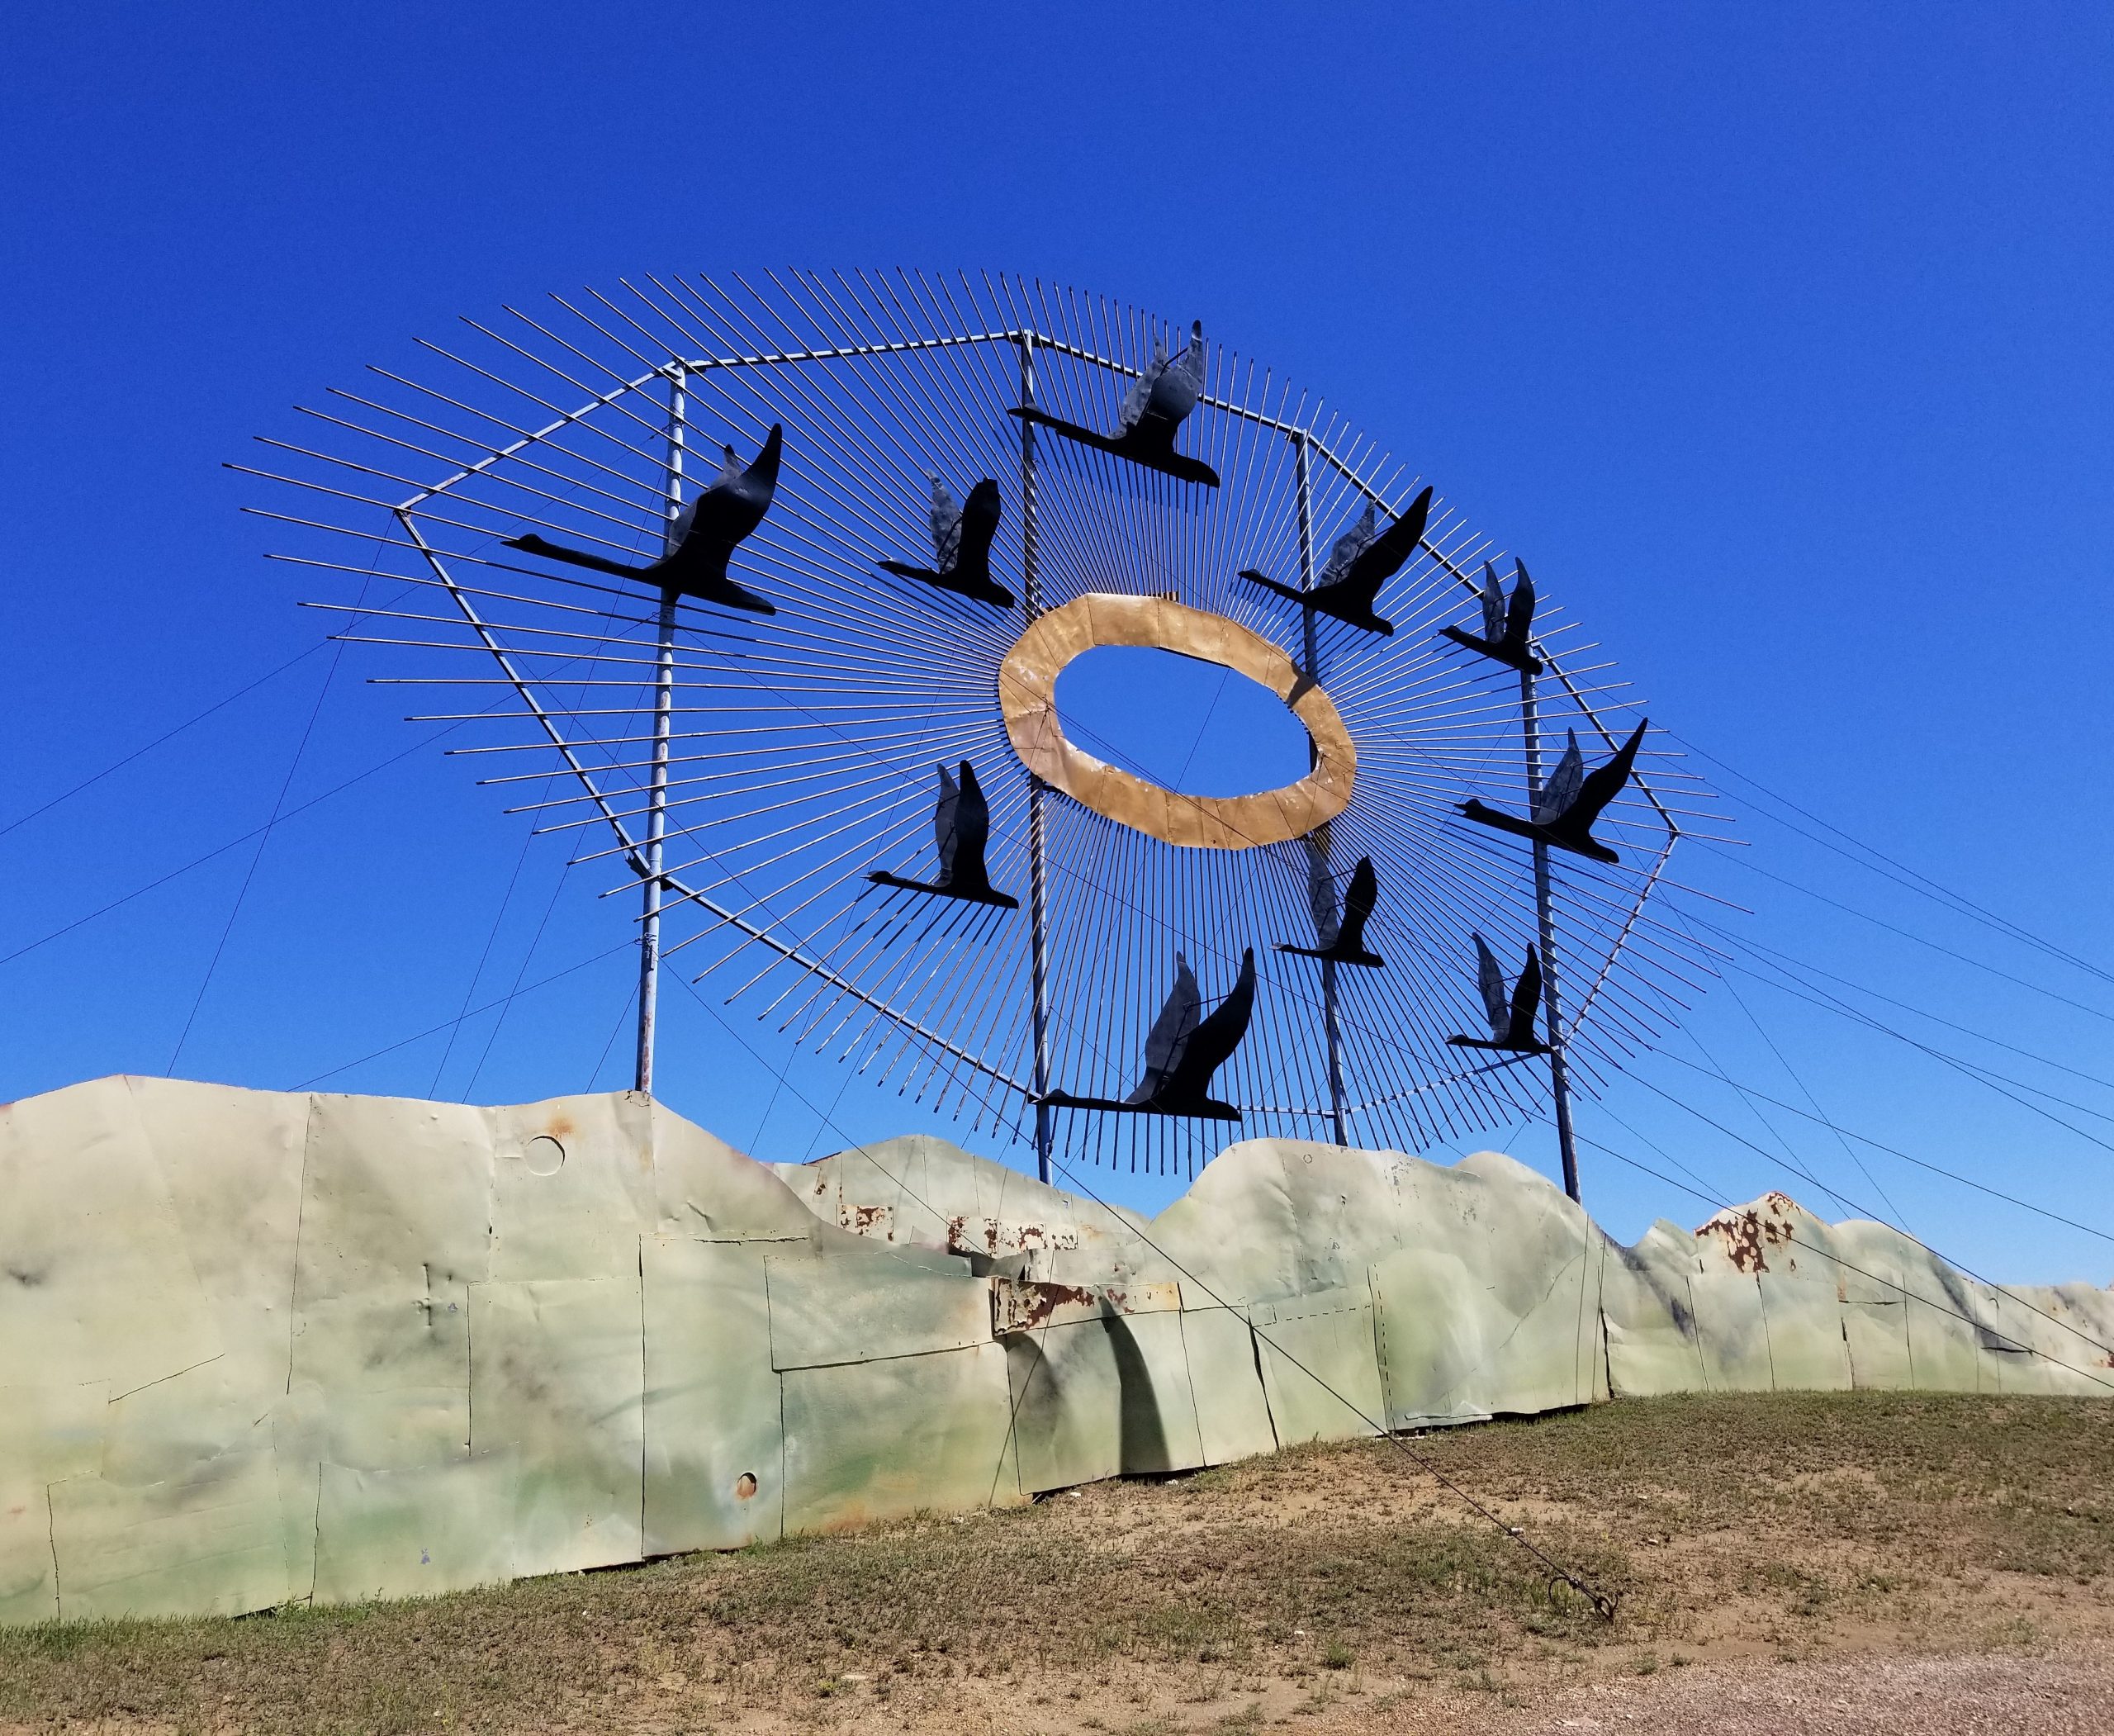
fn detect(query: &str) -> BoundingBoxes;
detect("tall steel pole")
[1518,665,1581,1200]
[1293,434,1349,1146]
[635,362,686,1095]
[1017,336,1056,1184]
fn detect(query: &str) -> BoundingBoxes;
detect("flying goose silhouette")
[1439,559,1542,673]
[1006,320,1219,487]
[1239,486,1434,636]
[1046,947,1257,1122]
[1275,855,1386,970]
[1446,935,1548,1054]
[867,760,1019,908]
[1459,718,1649,865]
[878,476,1013,607]
[505,425,782,615]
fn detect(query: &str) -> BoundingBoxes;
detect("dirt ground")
[3,1392,2111,1734]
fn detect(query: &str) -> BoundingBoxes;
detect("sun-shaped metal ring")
[998,593,1356,851]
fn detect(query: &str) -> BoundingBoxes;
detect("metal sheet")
[0,1078,220,1399]
[467,1275,643,1577]
[1600,1226,1709,1398]
[313,1451,518,1604]
[1005,1319,1122,1493]
[653,1101,821,1240]
[781,1343,1021,1531]
[290,1094,493,1469]
[1253,1285,1386,1445]
[491,1093,655,1282]
[0,1382,107,1626]
[765,1248,990,1369]
[50,1448,286,1622]
[1178,1304,1277,1463]
[642,1236,782,1553]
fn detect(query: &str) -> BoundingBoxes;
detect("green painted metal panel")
[1253,1285,1386,1445]
[491,1094,655,1283]
[1178,1304,1276,1464]
[312,1451,518,1605]
[0,1382,107,1626]
[765,1248,988,1369]
[1006,1319,1123,1493]
[781,1343,1021,1531]
[0,1078,220,1400]
[468,1275,643,1577]
[50,1448,286,1621]
[642,1237,783,1553]
[290,1094,492,1470]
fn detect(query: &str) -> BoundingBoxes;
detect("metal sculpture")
[1239,486,1434,635]
[1461,719,1649,866]
[1440,559,1542,673]
[1007,317,1219,486]
[879,476,1013,607]
[1047,948,1258,1121]
[1276,856,1386,970]
[868,760,1019,909]
[244,270,1724,1191]
[1448,937,1549,1055]
[505,425,783,614]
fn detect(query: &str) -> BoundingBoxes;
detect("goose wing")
[1533,732,1585,824]
[1340,486,1434,597]
[1340,856,1377,934]
[1306,856,1340,949]
[1472,932,1510,1037]
[1163,949,1256,1098]
[931,763,961,879]
[1477,562,1506,641]
[1507,945,1544,1043]
[1128,953,1202,1102]
[927,476,962,571]
[1318,505,1378,588]
[1566,718,1649,829]
[1504,560,1537,646]
[950,759,992,875]
[1117,335,1170,431]
[683,424,783,550]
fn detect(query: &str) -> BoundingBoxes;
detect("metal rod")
[1519,664,1581,1200]
[1019,334,1055,1185]
[1292,434,1349,1145]
[636,364,685,1095]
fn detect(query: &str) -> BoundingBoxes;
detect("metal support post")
[1518,665,1581,1200]
[1018,336,1056,1185]
[635,363,685,1095]
[1293,434,1349,1145]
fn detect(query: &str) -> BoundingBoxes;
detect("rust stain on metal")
[946,1215,1080,1258]
[1697,1192,1799,1274]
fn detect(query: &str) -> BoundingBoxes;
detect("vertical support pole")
[1518,665,1581,1201]
[1293,434,1349,1146]
[1018,336,1056,1185]
[635,363,685,1096]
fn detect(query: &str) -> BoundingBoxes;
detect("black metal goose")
[1275,856,1386,970]
[1439,559,1542,673]
[504,425,782,616]
[878,477,1013,608]
[1006,320,1219,487]
[1047,947,1257,1122]
[1239,486,1434,636]
[868,760,1018,908]
[1460,718,1648,866]
[1446,935,1548,1054]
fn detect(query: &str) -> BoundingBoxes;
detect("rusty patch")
[843,1202,894,1240]
[1697,1193,1799,1274]
[946,1215,1081,1258]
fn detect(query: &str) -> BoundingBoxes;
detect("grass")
[2,1392,2110,1734]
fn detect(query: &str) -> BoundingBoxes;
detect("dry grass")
[2,1392,2112,1734]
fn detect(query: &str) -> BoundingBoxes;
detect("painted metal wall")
[2,1077,2107,1626]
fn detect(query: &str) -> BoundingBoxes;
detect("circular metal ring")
[998,593,1356,850]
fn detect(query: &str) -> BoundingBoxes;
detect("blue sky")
[4,2,2112,1286]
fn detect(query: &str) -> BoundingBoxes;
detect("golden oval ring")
[997,593,1356,851]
